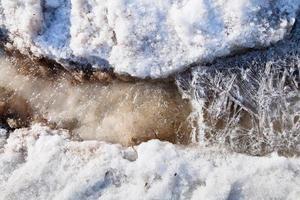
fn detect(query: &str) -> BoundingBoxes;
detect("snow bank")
[1,0,299,78]
[0,124,299,200]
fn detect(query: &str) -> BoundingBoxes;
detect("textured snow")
[0,0,299,78]
[0,128,6,148]
[0,124,300,200]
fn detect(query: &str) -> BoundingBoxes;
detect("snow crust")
[0,124,300,200]
[0,0,299,78]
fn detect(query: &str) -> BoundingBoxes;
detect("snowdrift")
[0,0,299,78]
[1,125,300,200]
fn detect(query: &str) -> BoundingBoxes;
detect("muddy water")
[3,47,300,156]
[0,51,193,146]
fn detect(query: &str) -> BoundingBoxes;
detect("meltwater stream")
[0,50,193,146]
[0,49,300,199]
[0,46,300,156]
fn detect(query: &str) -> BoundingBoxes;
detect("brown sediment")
[4,48,175,84]
[0,48,193,146]
[0,87,32,129]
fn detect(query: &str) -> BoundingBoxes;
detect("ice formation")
[0,0,299,78]
[176,13,300,155]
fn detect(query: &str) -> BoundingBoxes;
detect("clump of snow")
[0,124,300,200]
[0,128,7,149]
[1,0,43,50]
[1,0,299,78]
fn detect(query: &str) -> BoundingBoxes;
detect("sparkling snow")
[1,0,299,78]
[0,125,299,200]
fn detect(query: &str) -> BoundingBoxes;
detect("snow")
[0,124,299,200]
[0,128,6,149]
[1,0,299,78]
[1,2,300,199]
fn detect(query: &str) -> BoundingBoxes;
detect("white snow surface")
[0,0,300,78]
[0,124,300,200]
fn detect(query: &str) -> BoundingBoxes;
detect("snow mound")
[0,0,299,78]
[0,124,300,200]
